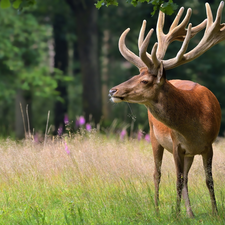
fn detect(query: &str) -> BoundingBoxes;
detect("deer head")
[110,62,166,104]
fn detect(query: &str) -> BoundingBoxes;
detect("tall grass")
[0,131,225,224]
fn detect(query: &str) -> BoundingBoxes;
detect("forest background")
[1,0,225,139]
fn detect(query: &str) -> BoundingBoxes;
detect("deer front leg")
[173,143,184,216]
[202,146,218,215]
[153,146,164,212]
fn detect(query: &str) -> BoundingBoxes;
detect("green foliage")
[0,0,10,8]
[95,0,118,9]
[0,0,36,9]
[0,5,74,136]
[0,7,73,102]
[19,67,73,101]
[127,0,150,7]
[12,0,22,8]
[159,0,178,15]
[95,0,178,15]
[0,8,64,103]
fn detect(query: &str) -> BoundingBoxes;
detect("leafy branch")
[95,0,178,15]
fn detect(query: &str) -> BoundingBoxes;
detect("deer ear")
[156,61,166,84]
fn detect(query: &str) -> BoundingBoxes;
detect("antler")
[119,1,225,73]
[138,7,206,60]
[163,1,225,69]
[155,7,207,60]
[119,28,146,69]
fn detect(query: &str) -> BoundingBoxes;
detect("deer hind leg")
[202,146,218,215]
[182,156,194,218]
[151,137,164,213]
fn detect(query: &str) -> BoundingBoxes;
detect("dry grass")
[0,131,225,224]
[0,131,154,184]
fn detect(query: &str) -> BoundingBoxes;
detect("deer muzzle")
[109,88,124,103]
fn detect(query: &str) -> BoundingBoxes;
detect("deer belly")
[152,124,209,156]
[152,124,173,153]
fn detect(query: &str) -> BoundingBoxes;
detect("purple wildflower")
[120,129,127,140]
[75,116,86,128]
[86,123,91,131]
[64,114,69,124]
[79,116,85,126]
[144,134,151,142]
[58,125,63,136]
[65,141,70,154]
[137,130,143,141]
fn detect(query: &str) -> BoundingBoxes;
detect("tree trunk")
[53,13,68,134]
[66,0,102,124]
[102,29,110,120]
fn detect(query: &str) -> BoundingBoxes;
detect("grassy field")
[0,130,225,224]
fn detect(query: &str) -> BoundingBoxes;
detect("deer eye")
[141,80,148,84]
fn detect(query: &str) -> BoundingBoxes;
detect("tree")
[52,13,69,134]
[0,6,69,138]
[66,0,102,124]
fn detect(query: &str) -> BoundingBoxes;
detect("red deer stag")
[109,1,225,217]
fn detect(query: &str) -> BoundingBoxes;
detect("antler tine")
[165,23,192,67]
[163,1,225,70]
[187,19,207,39]
[138,20,153,62]
[213,0,223,27]
[169,7,185,31]
[151,43,160,68]
[156,7,192,60]
[176,24,192,60]
[206,3,213,27]
[139,29,159,73]
[174,8,192,30]
[118,28,146,69]
[138,20,146,49]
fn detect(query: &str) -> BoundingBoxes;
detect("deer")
[109,1,225,218]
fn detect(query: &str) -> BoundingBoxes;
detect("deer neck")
[145,80,192,133]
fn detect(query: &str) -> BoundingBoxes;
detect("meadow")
[0,130,225,224]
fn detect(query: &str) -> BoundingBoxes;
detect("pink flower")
[120,129,127,140]
[79,116,85,125]
[144,134,151,142]
[86,123,91,131]
[64,114,69,124]
[75,116,86,128]
[34,133,39,143]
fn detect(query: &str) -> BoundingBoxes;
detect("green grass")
[0,132,225,224]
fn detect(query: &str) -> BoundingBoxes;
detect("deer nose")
[109,89,117,97]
